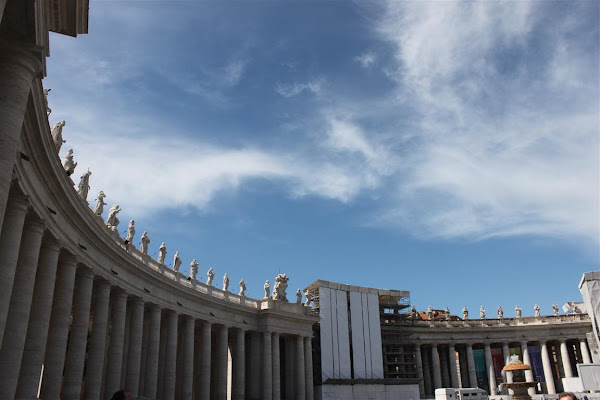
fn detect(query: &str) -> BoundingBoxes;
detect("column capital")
[0,40,44,77]
[5,193,29,216]
[23,216,46,234]
[40,235,61,252]
[76,266,95,279]
[128,296,145,307]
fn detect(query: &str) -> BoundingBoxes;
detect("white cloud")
[355,52,376,68]
[368,1,599,243]
[275,79,323,98]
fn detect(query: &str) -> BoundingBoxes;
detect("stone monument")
[63,149,77,176]
[51,120,66,151]
[189,259,198,281]
[173,251,181,272]
[93,190,107,216]
[239,279,246,296]
[207,267,215,286]
[158,242,166,264]
[140,231,150,254]
[272,273,289,302]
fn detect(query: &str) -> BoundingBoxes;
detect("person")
[558,392,578,400]
[110,390,133,400]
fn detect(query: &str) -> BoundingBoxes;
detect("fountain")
[501,355,537,400]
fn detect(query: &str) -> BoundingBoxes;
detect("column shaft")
[181,316,195,400]
[272,332,281,400]
[560,341,573,378]
[449,344,460,388]
[144,305,162,398]
[431,344,442,390]
[83,280,112,400]
[197,321,211,399]
[415,345,425,397]
[0,45,41,235]
[502,343,513,384]
[0,219,45,399]
[422,347,432,395]
[580,339,592,364]
[233,328,245,400]
[15,238,61,398]
[295,336,306,400]
[216,325,229,399]
[263,332,273,400]
[483,343,496,395]
[125,298,145,397]
[39,254,78,399]
[62,268,95,400]
[466,344,478,389]
[521,342,535,396]
[163,311,179,400]
[541,341,556,394]
[304,336,314,400]
[0,193,28,347]
[104,289,128,397]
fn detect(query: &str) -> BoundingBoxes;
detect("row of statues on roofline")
[416,302,561,321]
[47,93,313,306]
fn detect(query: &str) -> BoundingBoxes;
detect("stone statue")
[158,242,166,264]
[498,305,504,319]
[173,251,181,272]
[534,304,540,317]
[43,88,51,115]
[207,267,215,286]
[445,306,450,320]
[427,305,433,320]
[304,289,313,307]
[223,273,230,291]
[463,306,468,320]
[296,289,302,304]
[272,273,289,302]
[411,305,417,320]
[553,302,559,316]
[93,191,107,216]
[239,279,246,296]
[51,120,66,152]
[264,280,270,298]
[140,231,150,254]
[480,306,485,319]
[189,259,198,281]
[63,149,77,176]
[515,305,522,318]
[125,220,135,244]
[77,170,92,200]
[105,204,121,231]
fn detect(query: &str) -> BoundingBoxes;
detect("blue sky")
[44,1,599,316]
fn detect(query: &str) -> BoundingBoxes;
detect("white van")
[435,388,489,400]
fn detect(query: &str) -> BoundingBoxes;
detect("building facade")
[0,2,318,399]
[306,280,595,400]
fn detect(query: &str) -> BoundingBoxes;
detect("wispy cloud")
[275,79,323,98]
[355,52,376,68]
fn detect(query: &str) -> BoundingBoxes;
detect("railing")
[384,313,590,327]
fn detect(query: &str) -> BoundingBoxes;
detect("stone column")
[62,267,95,400]
[15,237,61,398]
[0,44,41,235]
[580,338,592,364]
[422,346,432,395]
[483,343,496,395]
[181,316,195,400]
[83,279,111,400]
[233,328,245,400]
[0,193,29,347]
[296,335,306,400]
[431,344,442,390]
[125,297,145,396]
[415,345,425,397]
[502,343,513,384]
[250,332,262,399]
[163,311,179,400]
[263,331,273,400]
[466,344,478,389]
[541,341,556,394]
[0,218,45,399]
[215,325,229,400]
[39,253,77,399]
[440,347,450,388]
[559,340,573,378]
[272,332,281,400]
[449,344,460,388]
[521,342,535,396]
[104,288,129,397]
[197,320,211,399]
[144,304,162,399]
[304,336,314,400]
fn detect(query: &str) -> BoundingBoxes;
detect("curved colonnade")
[0,39,317,400]
[390,316,592,397]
